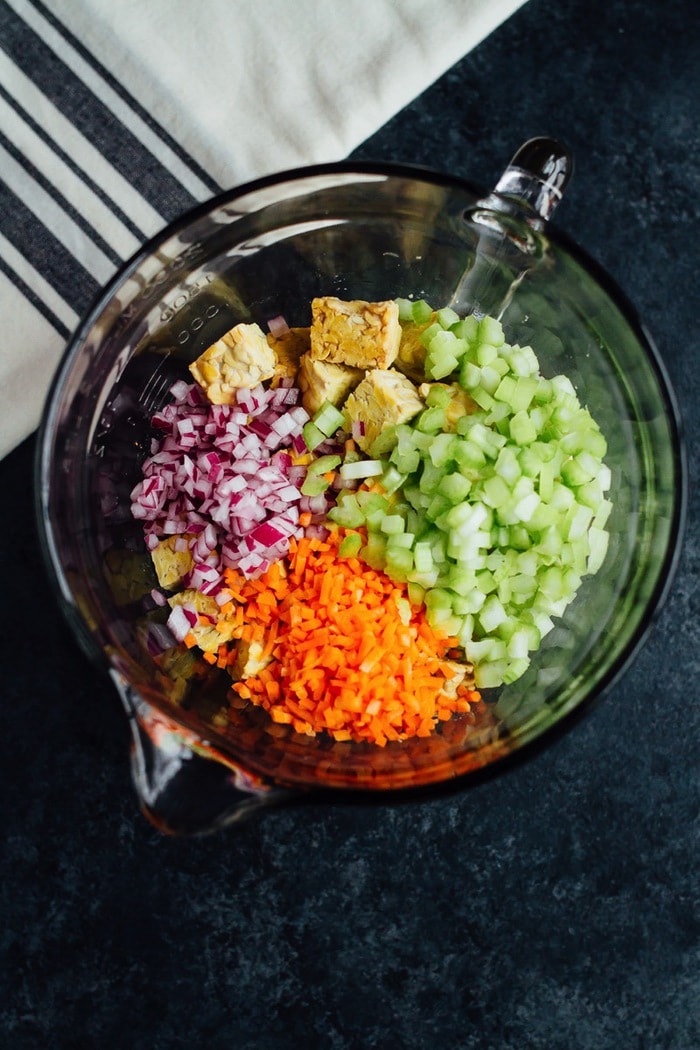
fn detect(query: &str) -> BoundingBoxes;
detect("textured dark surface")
[2,0,698,1047]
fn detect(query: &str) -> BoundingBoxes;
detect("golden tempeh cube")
[309,297,401,369]
[189,322,276,404]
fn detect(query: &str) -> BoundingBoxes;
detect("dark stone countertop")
[2,0,698,1047]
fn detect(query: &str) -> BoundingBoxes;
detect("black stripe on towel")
[0,179,101,317]
[30,0,221,197]
[0,253,71,341]
[0,129,124,270]
[0,4,200,220]
[0,81,147,246]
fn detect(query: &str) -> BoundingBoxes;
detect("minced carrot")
[213,530,480,746]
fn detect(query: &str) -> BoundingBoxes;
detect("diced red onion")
[267,314,290,337]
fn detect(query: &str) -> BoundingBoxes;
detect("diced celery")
[369,426,398,457]
[561,455,596,487]
[413,541,434,573]
[459,360,482,390]
[494,375,518,404]
[392,449,421,475]
[411,299,434,324]
[481,473,511,509]
[407,581,425,606]
[476,342,499,367]
[424,384,453,409]
[420,322,443,348]
[301,474,330,496]
[424,587,454,612]
[477,315,505,347]
[419,461,445,494]
[380,513,406,535]
[396,297,415,321]
[385,549,412,580]
[437,472,472,503]
[453,439,487,471]
[426,494,452,523]
[502,657,531,685]
[426,350,460,381]
[587,526,610,573]
[567,503,594,541]
[327,492,365,529]
[428,432,458,468]
[381,464,406,495]
[593,499,613,529]
[338,532,362,558]
[313,401,346,437]
[361,533,387,569]
[356,491,389,515]
[534,377,554,403]
[479,365,503,395]
[302,420,326,451]
[436,306,460,329]
[509,410,538,445]
[306,454,342,477]
[513,491,540,523]
[479,594,508,632]
[387,532,414,551]
[507,345,539,377]
[416,407,447,433]
[466,637,507,664]
[452,315,480,343]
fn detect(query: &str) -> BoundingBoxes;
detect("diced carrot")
[191,529,479,746]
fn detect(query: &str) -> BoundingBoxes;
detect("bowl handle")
[110,670,296,835]
[451,136,573,318]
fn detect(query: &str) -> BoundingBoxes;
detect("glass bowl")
[36,157,686,834]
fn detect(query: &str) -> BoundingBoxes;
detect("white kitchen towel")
[0,0,528,458]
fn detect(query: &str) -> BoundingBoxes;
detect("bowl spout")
[111,670,295,835]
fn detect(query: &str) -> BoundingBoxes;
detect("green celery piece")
[407,581,426,606]
[338,532,363,558]
[306,454,342,477]
[416,406,447,433]
[413,541,434,573]
[437,472,472,504]
[302,420,326,451]
[391,448,421,475]
[381,464,406,495]
[387,532,415,550]
[411,299,434,324]
[476,342,500,367]
[420,322,442,348]
[477,315,505,346]
[509,410,538,445]
[426,350,460,381]
[313,401,345,436]
[396,297,415,321]
[436,306,460,329]
[380,513,406,535]
[451,315,480,344]
[356,491,389,514]
[459,360,481,390]
[301,474,330,496]
[369,426,398,457]
[428,432,458,468]
[424,384,453,409]
[327,492,365,529]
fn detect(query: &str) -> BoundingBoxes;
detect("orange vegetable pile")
[200,530,481,746]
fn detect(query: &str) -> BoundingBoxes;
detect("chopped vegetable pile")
[130,294,612,745]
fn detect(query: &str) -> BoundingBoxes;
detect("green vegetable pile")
[329,299,612,689]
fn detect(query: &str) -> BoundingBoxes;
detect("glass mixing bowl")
[36,151,686,834]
